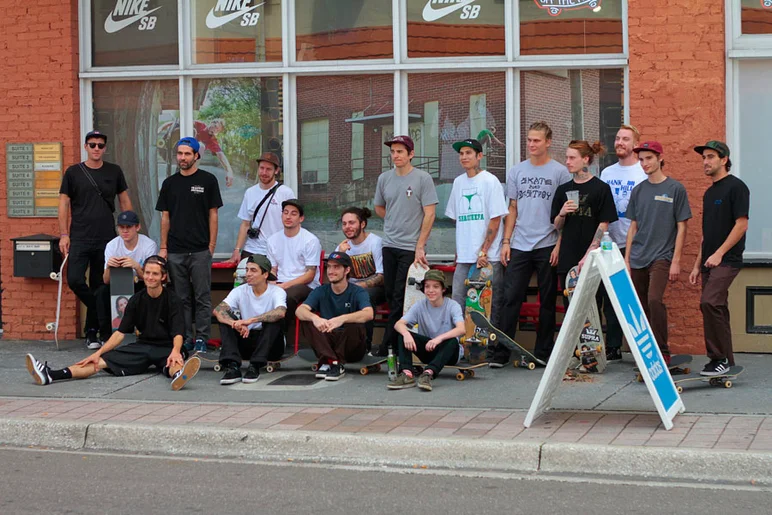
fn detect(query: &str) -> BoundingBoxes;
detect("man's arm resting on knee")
[213,301,238,327]
[279,266,316,290]
[250,306,286,325]
[329,306,374,330]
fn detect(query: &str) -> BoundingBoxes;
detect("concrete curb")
[0,419,88,450]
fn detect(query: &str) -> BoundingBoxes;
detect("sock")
[403,370,413,378]
[425,369,434,377]
[49,368,72,381]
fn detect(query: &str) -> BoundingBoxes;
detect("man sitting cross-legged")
[26,256,200,391]
[213,254,287,385]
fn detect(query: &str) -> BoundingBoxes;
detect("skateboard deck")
[564,265,606,373]
[110,267,136,345]
[403,263,429,315]
[46,254,68,350]
[673,366,744,393]
[411,359,488,381]
[462,264,493,365]
[634,354,692,381]
[469,311,543,369]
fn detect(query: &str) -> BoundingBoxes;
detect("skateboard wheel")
[456,372,465,381]
[595,346,602,353]
[489,333,497,342]
[464,279,470,286]
[310,364,319,372]
[676,386,683,393]
[485,280,491,287]
[636,374,643,383]
[682,367,691,375]
[266,364,276,373]
[575,349,581,358]
[360,367,369,375]
[468,370,475,378]
[708,378,718,386]
[527,362,536,370]
[214,364,222,372]
[724,380,732,388]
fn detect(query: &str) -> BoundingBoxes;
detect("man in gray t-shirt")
[626,141,692,363]
[493,122,571,366]
[373,135,439,357]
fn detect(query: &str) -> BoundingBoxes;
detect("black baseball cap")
[116,210,140,226]
[694,140,730,158]
[281,199,304,216]
[326,251,352,269]
[452,138,483,153]
[85,130,107,143]
[247,254,277,281]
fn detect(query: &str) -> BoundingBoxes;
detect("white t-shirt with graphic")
[600,161,647,247]
[335,232,383,281]
[266,228,322,288]
[445,170,508,263]
[103,234,158,277]
[223,283,287,331]
[237,182,296,255]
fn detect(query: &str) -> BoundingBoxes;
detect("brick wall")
[628,0,726,355]
[0,0,80,340]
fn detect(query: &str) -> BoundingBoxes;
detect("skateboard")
[673,366,744,393]
[296,348,388,375]
[46,254,68,350]
[403,263,429,314]
[564,265,606,373]
[411,360,488,382]
[462,264,493,365]
[110,267,137,344]
[634,354,692,382]
[469,311,542,369]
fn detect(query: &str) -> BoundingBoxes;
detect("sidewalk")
[1,340,771,485]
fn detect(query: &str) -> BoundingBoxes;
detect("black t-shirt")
[702,174,750,270]
[155,169,223,253]
[118,288,185,347]
[551,176,618,274]
[59,162,128,241]
[303,282,371,320]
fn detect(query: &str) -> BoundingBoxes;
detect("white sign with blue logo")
[525,245,684,430]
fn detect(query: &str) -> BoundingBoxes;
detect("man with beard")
[156,137,223,354]
[600,125,647,360]
[296,252,373,381]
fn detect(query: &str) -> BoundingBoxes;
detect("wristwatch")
[478,250,486,258]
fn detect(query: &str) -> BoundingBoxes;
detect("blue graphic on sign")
[609,270,678,411]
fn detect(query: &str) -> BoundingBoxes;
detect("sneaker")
[26,354,52,385]
[387,372,416,390]
[488,357,509,368]
[417,372,433,391]
[315,364,330,379]
[325,362,345,381]
[194,338,207,354]
[220,365,242,385]
[182,338,195,353]
[85,330,102,350]
[700,359,730,377]
[369,346,388,358]
[171,356,201,391]
[243,364,260,384]
[606,347,623,361]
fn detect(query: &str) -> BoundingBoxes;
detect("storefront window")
[406,0,505,58]
[519,0,623,56]
[741,0,772,35]
[296,75,393,251]
[91,0,178,66]
[295,0,393,61]
[192,77,284,253]
[191,0,282,64]
[520,69,623,172]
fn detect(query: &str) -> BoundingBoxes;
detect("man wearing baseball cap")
[156,137,224,354]
[388,270,465,392]
[296,251,373,381]
[373,135,439,357]
[59,129,132,349]
[689,141,750,377]
[626,141,692,365]
[213,254,287,385]
[230,152,296,262]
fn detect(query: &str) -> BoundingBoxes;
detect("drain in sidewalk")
[267,374,319,386]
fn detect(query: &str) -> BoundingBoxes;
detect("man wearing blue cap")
[59,130,133,349]
[156,137,223,354]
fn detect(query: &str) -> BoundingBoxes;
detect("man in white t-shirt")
[266,199,322,346]
[230,152,295,261]
[213,254,287,385]
[445,138,508,327]
[335,206,385,352]
[600,125,647,361]
[95,210,158,346]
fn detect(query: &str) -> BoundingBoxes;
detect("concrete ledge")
[541,443,772,484]
[84,423,542,473]
[0,419,87,450]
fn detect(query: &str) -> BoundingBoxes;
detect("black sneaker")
[370,346,388,358]
[26,354,52,385]
[85,330,102,350]
[325,361,345,381]
[700,359,730,377]
[220,365,242,385]
[606,347,623,361]
[182,338,195,353]
[488,357,509,368]
[243,364,260,384]
[315,364,330,379]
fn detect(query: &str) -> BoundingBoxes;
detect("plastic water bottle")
[387,346,397,381]
[600,231,613,251]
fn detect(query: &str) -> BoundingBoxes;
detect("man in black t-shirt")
[26,257,201,391]
[59,130,132,350]
[689,141,750,377]
[296,252,373,381]
[156,137,224,355]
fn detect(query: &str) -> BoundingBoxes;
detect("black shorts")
[102,343,187,377]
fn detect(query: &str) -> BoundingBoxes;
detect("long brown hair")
[568,140,606,165]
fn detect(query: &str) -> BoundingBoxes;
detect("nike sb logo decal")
[206,0,265,29]
[104,0,162,34]
[422,0,479,22]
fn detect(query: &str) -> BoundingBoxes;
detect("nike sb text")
[104,0,161,33]
[206,0,265,29]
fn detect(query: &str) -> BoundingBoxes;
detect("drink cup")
[566,190,579,205]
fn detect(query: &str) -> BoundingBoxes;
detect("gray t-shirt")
[374,167,439,250]
[507,159,571,251]
[626,177,692,269]
[402,297,463,339]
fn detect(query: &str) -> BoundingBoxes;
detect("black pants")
[381,247,415,352]
[168,250,213,341]
[283,284,312,347]
[398,331,460,376]
[218,321,285,368]
[361,285,386,350]
[496,246,557,362]
[67,239,110,336]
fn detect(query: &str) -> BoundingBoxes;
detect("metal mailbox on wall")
[11,234,62,278]
[5,142,62,217]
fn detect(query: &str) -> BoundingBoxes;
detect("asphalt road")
[1,448,769,514]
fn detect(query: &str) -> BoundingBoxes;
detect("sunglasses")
[87,142,106,149]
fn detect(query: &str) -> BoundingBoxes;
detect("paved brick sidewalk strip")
[1,398,770,452]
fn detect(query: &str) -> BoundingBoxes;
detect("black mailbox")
[11,234,62,278]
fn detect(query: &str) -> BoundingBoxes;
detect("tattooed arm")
[355,273,384,289]
[250,306,287,324]
[213,301,238,327]
[578,223,609,270]
[477,216,502,267]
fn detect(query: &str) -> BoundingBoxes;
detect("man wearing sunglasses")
[59,130,132,350]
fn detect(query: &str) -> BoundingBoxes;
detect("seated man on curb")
[296,252,373,381]
[26,256,200,391]
[213,255,287,385]
[388,270,465,392]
